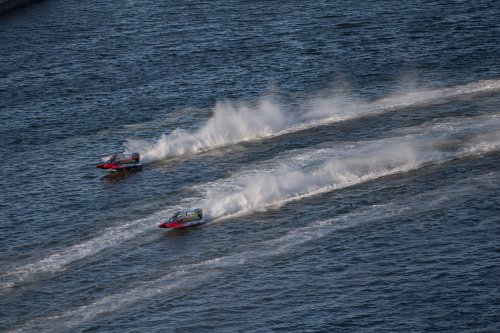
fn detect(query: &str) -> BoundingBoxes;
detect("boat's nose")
[158,222,168,228]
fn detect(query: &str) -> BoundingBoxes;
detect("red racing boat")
[96,152,141,171]
[158,209,205,229]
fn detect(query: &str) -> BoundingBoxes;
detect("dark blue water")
[1,1,500,332]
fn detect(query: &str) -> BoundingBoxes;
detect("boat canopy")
[106,152,140,164]
[167,209,203,222]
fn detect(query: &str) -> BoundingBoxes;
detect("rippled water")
[1,1,500,332]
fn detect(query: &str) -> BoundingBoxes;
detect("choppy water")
[1,1,500,332]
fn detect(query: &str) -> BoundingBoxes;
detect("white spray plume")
[202,141,423,220]
[125,97,290,164]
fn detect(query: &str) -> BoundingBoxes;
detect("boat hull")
[96,163,142,171]
[159,209,204,229]
[96,152,141,171]
[158,220,206,229]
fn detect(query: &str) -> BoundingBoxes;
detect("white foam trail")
[9,174,490,333]
[6,207,401,332]
[0,213,163,291]
[125,79,500,163]
[374,79,500,110]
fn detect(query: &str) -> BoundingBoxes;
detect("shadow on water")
[160,223,210,237]
[100,168,143,182]
[162,228,195,237]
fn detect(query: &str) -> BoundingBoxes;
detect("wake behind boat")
[96,152,142,171]
[158,208,205,229]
